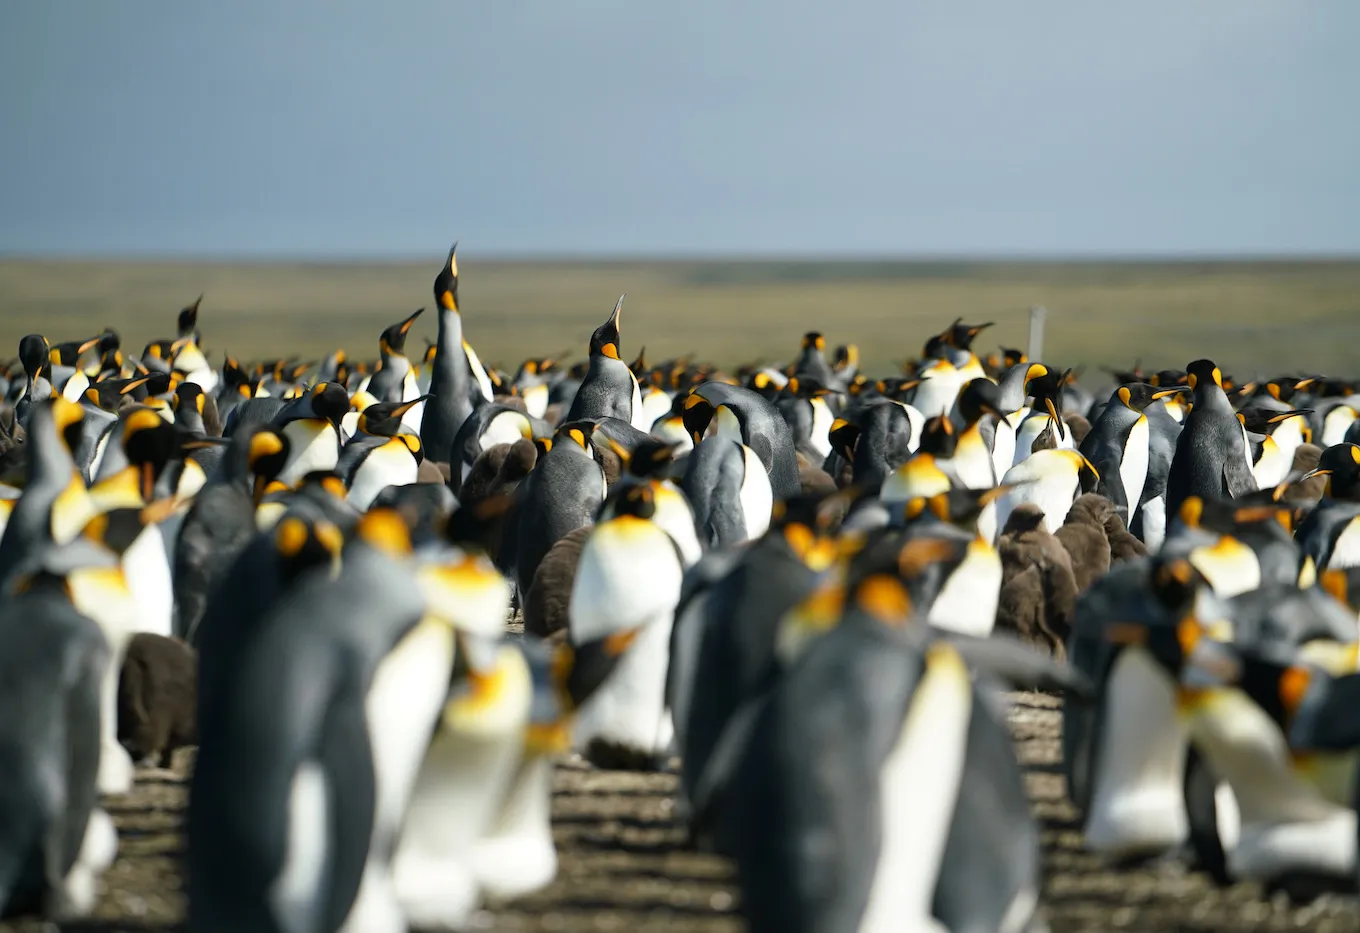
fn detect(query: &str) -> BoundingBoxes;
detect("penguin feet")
[60,808,117,917]
[393,853,479,932]
[96,742,136,795]
[584,739,670,772]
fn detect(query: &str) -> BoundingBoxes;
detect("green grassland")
[2,258,1359,382]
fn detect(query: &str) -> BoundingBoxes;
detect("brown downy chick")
[524,523,593,638]
[118,633,197,769]
[1278,443,1326,504]
[996,503,1079,655]
[1054,494,1114,591]
[1063,412,1092,446]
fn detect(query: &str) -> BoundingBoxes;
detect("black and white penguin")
[0,397,95,592]
[723,572,1050,933]
[1080,383,1190,526]
[1166,359,1259,515]
[512,420,607,601]
[271,381,350,487]
[187,510,431,933]
[1295,444,1360,574]
[681,382,802,501]
[336,399,427,511]
[995,448,1100,540]
[420,244,481,465]
[565,296,646,430]
[569,483,687,768]
[364,308,426,415]
[172,426,291,641]
[681,433,774,549]
[0,574,115,921]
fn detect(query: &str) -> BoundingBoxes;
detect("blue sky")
[1,2,1357,258]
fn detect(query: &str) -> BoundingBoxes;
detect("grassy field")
[2,258,1360,381]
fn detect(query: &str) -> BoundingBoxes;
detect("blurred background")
[2,2,1357,378]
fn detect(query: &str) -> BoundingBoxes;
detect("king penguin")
[335,398,427,511]
[271,382,350,487]
[1295,444,1360,575]
[565,296,646,429]
[419,243,479,465]
[1080,383,1190,527]
[0,562,116,921]
[1167,359,1259,515]
[512,420,607,601]
[364,308,426,412]
[0,397,96,593]
[187,510,431,933]
[569,482,687,769]
[681,381,802,500]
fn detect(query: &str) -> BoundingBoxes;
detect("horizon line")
[3,249,1360,265]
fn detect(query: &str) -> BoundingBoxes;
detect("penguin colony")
[3,245,1360,932]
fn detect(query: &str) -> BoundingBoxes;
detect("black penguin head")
[916,415,958,458]
[1002,348,1028,369]
[48,396,85,454]
[1301,444,1360,500]
[121,408,176,498]
[1184,359,1223,392]
[955,378,1005,424]
[1262,376,1316,404]
[246,428,290,504]
[177,295,203,340]
[85,374,151,412]
[801,332,826,352]
[272,513,345,581]
[827,417,860,463]
[552,420,599,456]
[610,436,679,479]
[611,482,659,520]
[307,382,351,427]
[18,334,50,382]
[174,382,206,419]
[588,296,625,360]
[680,391,716,442]
[1117,382,1191,413]
[434,242,460,313]
[901,485,1010,532]
[50,334,103,368]
[379,308,424,356]
[358,396,428,437]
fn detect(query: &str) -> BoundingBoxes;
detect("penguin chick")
[1102,506,1149,563]
[459,442,514,506]
[523,524,593,638]
[796,451,838,496]
[1277,443,1326,504]
[996,504,1079,654]
[1054,496,1112,593]
[117,633,197,769]
[995,564,1055,656]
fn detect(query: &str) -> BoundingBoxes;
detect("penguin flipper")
[318,687,378,932]
[687,691,768,829]
[1220,453,1259,500]
[945,632,1095,699]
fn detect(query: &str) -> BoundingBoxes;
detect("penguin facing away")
[1166,359,1259,515]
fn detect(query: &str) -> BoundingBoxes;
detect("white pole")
[1027,305,1047,362]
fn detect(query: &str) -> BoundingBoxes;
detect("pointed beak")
[399,308,424,334]
[1152,386,1192,400]
[1045,397,1060,423]
[1300,468,1331,482]
[393,395,430,417]
[610,294,624,327]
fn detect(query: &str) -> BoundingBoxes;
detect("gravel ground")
[4,693,1359,933]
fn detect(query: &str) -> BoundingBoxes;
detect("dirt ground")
[5,694,1360,933]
